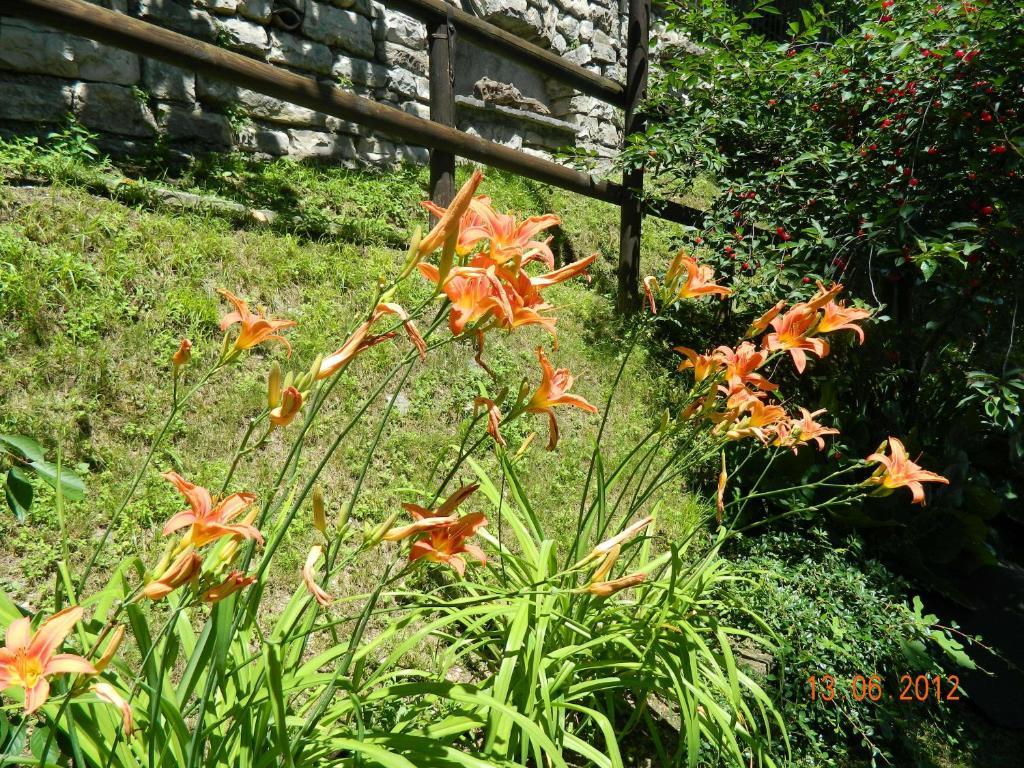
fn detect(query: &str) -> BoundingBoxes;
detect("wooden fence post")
[617,0,650,315]
[428,15,456,221]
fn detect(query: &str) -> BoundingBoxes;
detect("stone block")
[217,17,270,57]
[197,78,329,127]
[387,68,428,101]
[578,20,594,41]
[73,82,157,138]
[303,2,375,58]
[0,19,140,85]
[137,0,218,41]
[287,129,357,158]
[236,124,290,154]
[0,75,73,123]
[563,45,592,67]
[332,55,389,88]
[237,0,273,23]
[268,31,333,74]
[155,103,233,145]
[375,42,427,74]
[372,5,426,49]
[556,15,579,42]
[196,0,238,14]
[398,100,430,121]
[143,59,196,103]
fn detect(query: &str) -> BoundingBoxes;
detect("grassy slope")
[0,139,706,605]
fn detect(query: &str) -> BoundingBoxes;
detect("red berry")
[991,144,1007,154]
[909,178,919,187]
[802,276,811,284]
[981,205,994,216]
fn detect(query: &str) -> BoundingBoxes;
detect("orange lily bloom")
[642,276,659,314]
[419,263,513,336]
[201,570,257,603]
[302,545,334,607]
[218,289,296,355]
[723,399,789,443]
[462,197,561,268]
[817,300,872,343]
[270,386,303,428]
[92,682,134,736]
[674,346,724,382]
[524,347,599,450]
[143,548,202,601]
[408,513,488,577]
[715,342,776,392]
[865,437,949,505]
[667,252,732,300]
[417,170,484,257]
[763,304,829,374]
[773,407,839,451]
[171,338,192,370]
[422,194,493,257]
[161,471,262,548]
[744,300,786,338]
[0,606,95,713]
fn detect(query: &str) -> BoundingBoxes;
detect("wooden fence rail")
[5,0,702,311]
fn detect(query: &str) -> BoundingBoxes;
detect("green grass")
[0,134,704,605]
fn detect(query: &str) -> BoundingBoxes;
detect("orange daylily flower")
[201,570,257,603]
[642,276,660,314]
[409,513,488,577]
[302,545,334,607]
[674,346,724,382]
[0,606,95,713]
[865,437,949,505]
[817,300,872,343]
[524,347,599,450]
[763,304,829,374]
[745,300,786,338]
[422,194,493,257]
[270,386,303,428]
[171,338,192,370]
[161,471,262,548]
[93,625,124,674]
[462,197,561,268]
[723,399,789,443]
[92,682,134,736]
[773,407,839,451]
[667,252,732,300]
[218,289,296,355]
[418,170,484,257]
[143,548,202,601]
[419,263,513,336]
[715,342,777,392]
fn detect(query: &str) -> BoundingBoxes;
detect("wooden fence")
[5,0,705,312]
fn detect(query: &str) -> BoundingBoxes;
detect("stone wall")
[0,0,629,166]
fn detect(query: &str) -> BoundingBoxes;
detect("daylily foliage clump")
[1,173,950,768]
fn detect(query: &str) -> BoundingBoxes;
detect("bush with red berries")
[631,0,1022,584]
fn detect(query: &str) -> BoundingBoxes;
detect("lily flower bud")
[365,510,402,547]
[94,625,125,673]
[312,484,328,536]
[270,386,302,428]
[267,362,282,408]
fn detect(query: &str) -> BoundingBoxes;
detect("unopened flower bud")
[312,484,328,536]
[267,362,282,408]
[94,625,125,672]
[365,510,401,547]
